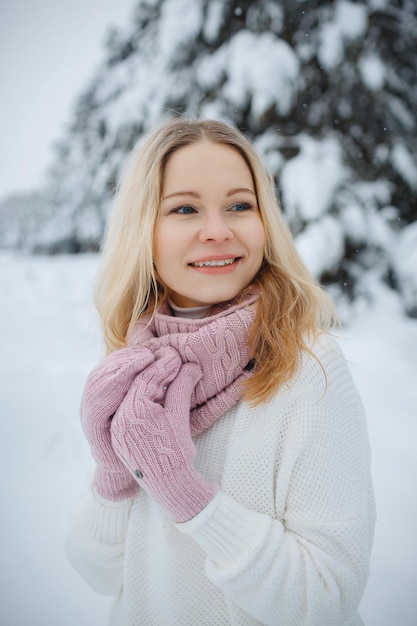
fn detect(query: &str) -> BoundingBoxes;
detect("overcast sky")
[0,0,134,199]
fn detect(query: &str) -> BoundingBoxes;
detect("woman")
[67,118,375,625]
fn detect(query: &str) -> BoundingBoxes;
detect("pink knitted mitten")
[111,349,218,522]
[156,304,253,405]
[190,368,253,435]
[144,299,256,434]
[80,346,156,500]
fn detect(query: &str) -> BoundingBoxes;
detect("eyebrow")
[162,187,256,201]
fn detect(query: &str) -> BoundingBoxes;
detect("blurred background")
[0,0,416,624]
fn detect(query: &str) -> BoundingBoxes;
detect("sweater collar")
[167,299,212,319]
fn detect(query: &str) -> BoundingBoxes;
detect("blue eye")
[230,202,253,212]
[175,205,195,214]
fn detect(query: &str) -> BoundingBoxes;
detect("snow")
[318,0,368,71]
[227,31,299,117]
[391,144,417,191]
[203,0,225,43]
[359,54,386,92]
[336,1,368,41]
[281,136,345,222]
[338,180,395,254]
[1,253,417,625]
[295,215,344,277]
[200,30,299,119]
[339,202,367,244]
[392,221,417,315]
[368,0,389,8]
[159,0,203,60]
[318,22,345,71]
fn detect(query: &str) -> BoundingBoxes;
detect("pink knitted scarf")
[128,291,257,435]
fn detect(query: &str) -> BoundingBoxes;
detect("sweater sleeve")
[65,485,132,596]
[177,341,375,625]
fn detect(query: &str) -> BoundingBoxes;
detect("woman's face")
[154,141,265,308]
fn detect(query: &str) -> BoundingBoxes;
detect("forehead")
[162,141,254,192]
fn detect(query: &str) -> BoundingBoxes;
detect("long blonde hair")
[95,118,338,404]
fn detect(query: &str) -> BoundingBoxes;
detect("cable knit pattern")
[80,292,256,502]
[111,351,218,522]
[80,346,155,500]
[66,338,375,625]
[128,291,257,434]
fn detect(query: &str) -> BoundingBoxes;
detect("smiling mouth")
[189,258,238,268]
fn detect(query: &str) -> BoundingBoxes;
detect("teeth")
[192,258,235,267]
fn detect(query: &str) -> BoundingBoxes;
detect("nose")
[198,210,233,243]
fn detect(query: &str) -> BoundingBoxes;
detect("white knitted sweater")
[67,338,375,625]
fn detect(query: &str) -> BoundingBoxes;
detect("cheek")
[153,223,171,268]
[153,224,186,284]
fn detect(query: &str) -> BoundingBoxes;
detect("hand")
[139,300,256,432]
[111,351,218,522]
[80,345,155,500]
[190,369,253,435]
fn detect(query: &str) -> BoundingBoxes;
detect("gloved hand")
[80,345,156,500]
[140,300,256,433]
[190,368,253,435]
[111,348,218,522]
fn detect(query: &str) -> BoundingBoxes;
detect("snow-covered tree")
[1,0,416,314]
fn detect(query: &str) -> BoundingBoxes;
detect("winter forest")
[1,0,416,625]
[1,0,417,315]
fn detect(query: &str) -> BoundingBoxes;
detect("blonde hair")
[95,118,338,404]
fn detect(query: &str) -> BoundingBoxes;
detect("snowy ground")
[0,253,416,625]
